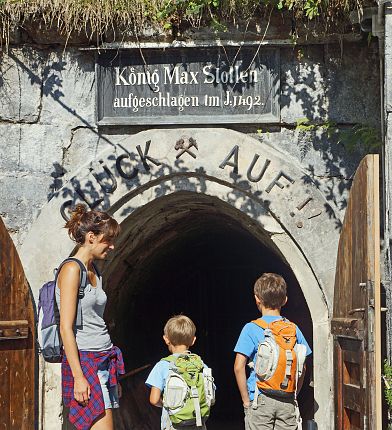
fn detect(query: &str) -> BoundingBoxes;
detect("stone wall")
[0,39,381,248]
[0,35,382,430]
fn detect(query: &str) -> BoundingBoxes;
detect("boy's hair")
[254,273,287,309]
[164,315,196,346]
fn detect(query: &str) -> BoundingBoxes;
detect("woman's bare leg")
[90,409,114,430]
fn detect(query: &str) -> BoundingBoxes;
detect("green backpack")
[162,353,215,427]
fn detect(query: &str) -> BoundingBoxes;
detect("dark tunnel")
[103,192,314,430]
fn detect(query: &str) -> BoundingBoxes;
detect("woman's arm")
[58,262,90,405]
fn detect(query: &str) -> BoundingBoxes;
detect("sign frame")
[95,46,281,126]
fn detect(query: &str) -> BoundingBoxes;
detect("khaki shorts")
[244,393,298,430]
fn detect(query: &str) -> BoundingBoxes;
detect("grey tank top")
[55,263,113,351]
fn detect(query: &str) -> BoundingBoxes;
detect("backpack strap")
[281,350,293,389]
[55,257,89,328]
[190,385,203,427]
[251,319,269,329]
[161,352,194,371]
[161,351,193,362]
[252,317,295,331]
[161,355,177,365]
[250,321,266,410]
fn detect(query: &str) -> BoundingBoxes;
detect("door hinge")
[349,308,366,315]
[368,299,387,312]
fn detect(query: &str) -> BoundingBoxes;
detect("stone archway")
[19,128,339,429]
[103,189,331,429]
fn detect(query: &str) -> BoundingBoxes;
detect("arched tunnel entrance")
[104,192,314,430]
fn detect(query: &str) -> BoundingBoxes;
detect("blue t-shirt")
[234,316,312,400]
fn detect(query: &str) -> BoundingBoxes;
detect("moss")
[385,360,392,411]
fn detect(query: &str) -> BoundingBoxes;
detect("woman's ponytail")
[64,204,119,245]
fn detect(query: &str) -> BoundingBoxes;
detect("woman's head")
[65,204,120,258]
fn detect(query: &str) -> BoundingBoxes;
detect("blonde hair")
[164,315,196,346]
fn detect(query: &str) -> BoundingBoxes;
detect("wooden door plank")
[0,351,11,429]
[342,385,362,412]
[370,155,382,428]
[332,155,381,429]
[0,217,35,429]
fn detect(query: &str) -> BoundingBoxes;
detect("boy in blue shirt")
[146,315,208,430]
[234,273,312,430]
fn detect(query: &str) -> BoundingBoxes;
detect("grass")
[0,0,375,46]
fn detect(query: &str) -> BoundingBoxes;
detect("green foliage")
[277,0,320,18]
[295,118,337,134]
[0,0,361,43]
[384,360,392,411]
[295,119,382,154]
[154,0,228,31]
[295,118,316,131]
[156,0,219,23]
[338,124,382,154]
[304,0,320,19]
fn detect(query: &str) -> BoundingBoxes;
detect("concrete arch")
[104,179,332,428]
[19,128,339,429]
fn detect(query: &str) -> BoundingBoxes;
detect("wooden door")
[0,217,36,429]
[331,155,381,429]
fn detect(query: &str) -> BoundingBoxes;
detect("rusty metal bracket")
[0,320,29,340]
[331,317,364,339]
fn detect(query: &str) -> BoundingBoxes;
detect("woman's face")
[91,233,115,259]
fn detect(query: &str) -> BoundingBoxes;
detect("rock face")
[0,35,381,430]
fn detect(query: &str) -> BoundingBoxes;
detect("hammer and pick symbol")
[175,137,198,159]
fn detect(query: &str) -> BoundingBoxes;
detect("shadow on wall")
[0,41,381,430]
[52,152,347,232]
[0,43,379,217]
[44,43,379,220]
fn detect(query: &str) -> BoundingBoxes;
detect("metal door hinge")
[349,308,366,315]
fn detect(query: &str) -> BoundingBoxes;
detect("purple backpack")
[37,258,88,363]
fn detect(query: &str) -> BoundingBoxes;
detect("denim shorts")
[97,359,119,409]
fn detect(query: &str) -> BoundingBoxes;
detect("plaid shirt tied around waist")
[62,345,125,430]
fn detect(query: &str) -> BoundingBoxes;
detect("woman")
[57,204,124,430]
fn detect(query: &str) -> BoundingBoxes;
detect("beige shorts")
[244,393,298,430]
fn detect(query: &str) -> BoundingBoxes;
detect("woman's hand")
[74,375,90,405]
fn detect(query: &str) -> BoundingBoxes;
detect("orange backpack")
[251,318,301,397]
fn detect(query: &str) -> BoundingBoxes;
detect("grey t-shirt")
[55,263,113,351]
